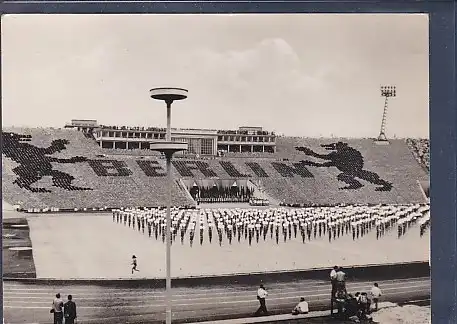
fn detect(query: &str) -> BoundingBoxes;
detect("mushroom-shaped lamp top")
[150,87,188,102]
[150,142,188,156]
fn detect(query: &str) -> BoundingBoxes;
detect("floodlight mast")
[378,85,396,141]
[149,87,189,324]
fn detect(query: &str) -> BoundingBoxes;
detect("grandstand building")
[65,120,276,156]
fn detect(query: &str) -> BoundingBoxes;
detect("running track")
[3,276,430,324]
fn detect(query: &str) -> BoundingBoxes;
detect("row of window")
[172,137,214,155]
[99,138,215,155]
[100,141,151,150]
[95,130,276,145]
[218,145,275,153]
[216,130,274,136]
[98,139,274,155]
[218,135,275,143]
[97,131,166,139]
[95,131,275,143]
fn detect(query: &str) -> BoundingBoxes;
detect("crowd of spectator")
[258,139,428,206]
[2,127,430,211]
[99,148,161,157]
[332,285,381,321]
[111,204,430,247]
[1,129,194,211]
[98,125,167,132]
[406,138,430,171]
[217,129,275,136]
[97,125,278,137]
[223,152,276,158]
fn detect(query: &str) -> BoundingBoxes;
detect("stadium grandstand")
[2,119,429,212]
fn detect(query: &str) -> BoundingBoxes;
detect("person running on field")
[131,255,140,274]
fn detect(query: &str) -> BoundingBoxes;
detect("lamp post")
[149,87,189,324]
[378,85,396,141]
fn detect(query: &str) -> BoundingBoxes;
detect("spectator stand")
[406,138,430,172]
[1,128,195,210]
[2,127,429,211]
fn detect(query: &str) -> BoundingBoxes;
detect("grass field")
[24,212,429,279]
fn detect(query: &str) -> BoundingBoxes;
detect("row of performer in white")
[112,204,430,240]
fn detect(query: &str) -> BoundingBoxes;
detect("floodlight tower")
[377,85,396,141]
[149,87,189,324]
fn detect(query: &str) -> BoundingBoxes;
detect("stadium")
[2,13,430,324]
[3,119,430,323]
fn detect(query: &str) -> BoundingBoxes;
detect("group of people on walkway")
[49,271,382,323]
[51,293,77,324]
[330,266,382,321]
[254,284,309,317]
[253,266,382,321]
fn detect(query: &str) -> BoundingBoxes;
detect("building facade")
[65,120,276,156]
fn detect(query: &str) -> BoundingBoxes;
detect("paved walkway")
[3,276,430,324]
[187,311,331,324]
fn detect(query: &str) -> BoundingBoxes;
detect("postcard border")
[0,1,455,323]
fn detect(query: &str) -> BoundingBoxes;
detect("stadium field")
[24,209,428,279]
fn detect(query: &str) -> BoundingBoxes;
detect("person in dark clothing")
[344,294,359,319]
[64,295,77,324]
[358,292,370,319]
[330,265,338,315]
[334,287,347,319]
[131,255,140,274]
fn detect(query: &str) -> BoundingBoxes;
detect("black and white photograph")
[2,14,430,324]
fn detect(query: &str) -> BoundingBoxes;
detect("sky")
[2,14,429,138]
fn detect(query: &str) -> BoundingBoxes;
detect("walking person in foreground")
[50,293,64,324]
[64,295,77,324]
[255,284,269,316]
[330,265,338,315]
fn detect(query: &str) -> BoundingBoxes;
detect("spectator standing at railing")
[330,266,338,315]
[330,265,338,286]
[51,293,64,324]
[335,267,347,293]
[370,283,382,311]
[63,295,77,324]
